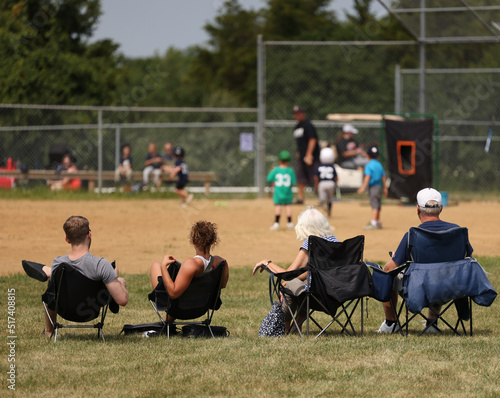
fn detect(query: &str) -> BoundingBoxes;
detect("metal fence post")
[395,64,401,114]
[257,34,266,198]
[419,0,426,115]
[115,126,121,170]
[98,109,103,193]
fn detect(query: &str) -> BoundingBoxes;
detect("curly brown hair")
[189,221,219,253]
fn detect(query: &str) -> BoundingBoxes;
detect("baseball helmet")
[278,150,291,161]
[368,146,379,156]
[173,146,185,157]
[319,147,335,164]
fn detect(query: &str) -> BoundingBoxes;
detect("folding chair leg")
[361,299,365,336]
[150,301,166,323]
[455,297,473,336]
[286,297,304,338]
[388,299,404,336]
[306,295,310,338]
[453,298,473,337]
[344,301,360,336]
[455,318,466,336]
[337,305,356,337]
[316,319,335,339]
[314,300,359,338]
[207,325,215,338]
[403,300,425,336]
[43,302,57,342]
[470,298,473,337]
[415,301,467,336]
[307,312,325,333]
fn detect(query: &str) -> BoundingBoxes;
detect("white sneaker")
[186,194,193,204]
[287,222,294,229]
[141,330,159,338]
[269,222,279,231]
[364,222,382,230]
[376,320,400,334]
[423,323,441,334]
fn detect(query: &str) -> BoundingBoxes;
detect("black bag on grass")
[120,322,167,336]
[182,325,229,338]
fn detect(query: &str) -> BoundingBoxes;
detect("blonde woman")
[253,207,338,332]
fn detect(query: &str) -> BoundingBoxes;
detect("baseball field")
[2,196,500,275]
[1,195,499,397]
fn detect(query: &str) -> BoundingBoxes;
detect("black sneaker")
[109,298,119,314]
[293,199,304,205]
[22,260,48,282]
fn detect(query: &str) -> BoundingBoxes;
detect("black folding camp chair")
[41,263,111,342]
[401,227,497,336]
[148,260,226,338]
[270,235,373,338]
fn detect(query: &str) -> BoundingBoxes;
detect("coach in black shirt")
[292,105,320,204]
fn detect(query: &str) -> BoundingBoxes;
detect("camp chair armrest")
[367,261,408,276]
[274,267,309,281]
[366,261,381,270]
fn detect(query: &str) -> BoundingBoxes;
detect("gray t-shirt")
[51,253,117,284]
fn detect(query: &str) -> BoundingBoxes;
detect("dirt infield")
[2,198,500,276]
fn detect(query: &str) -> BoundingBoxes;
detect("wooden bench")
[0,169,218,195]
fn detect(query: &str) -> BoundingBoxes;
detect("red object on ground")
[0,158,17,189]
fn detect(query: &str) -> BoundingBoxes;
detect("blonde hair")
[295,207,333,241]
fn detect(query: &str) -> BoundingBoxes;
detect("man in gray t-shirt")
[51,253,117,284]
[41,216,128,338]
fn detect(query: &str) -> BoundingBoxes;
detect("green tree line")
[0,0,408,108]
[1,0,498,192]
[1,0,497,110]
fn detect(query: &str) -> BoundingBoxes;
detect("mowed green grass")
[1,258,499,398]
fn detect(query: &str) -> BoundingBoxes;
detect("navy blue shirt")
[145,153,163,168]
[392,220,473,266]
[119,156,132,167]
[174,159,189,185]
[315,164,338,182]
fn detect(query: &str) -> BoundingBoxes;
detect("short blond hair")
[295,207,333,241]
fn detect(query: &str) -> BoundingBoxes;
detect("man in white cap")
[377,188,473,334]
[335,123,368,169]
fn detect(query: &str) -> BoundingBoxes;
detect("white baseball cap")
[417,188,442,208]
[342,124,358,134]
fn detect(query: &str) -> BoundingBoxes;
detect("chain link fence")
[1,38,499,196]
[0,105,258,190]
[263,40,500,195]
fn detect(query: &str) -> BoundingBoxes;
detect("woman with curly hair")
[149,221,229,319]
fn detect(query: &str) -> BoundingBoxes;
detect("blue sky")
[91,0,386,58]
